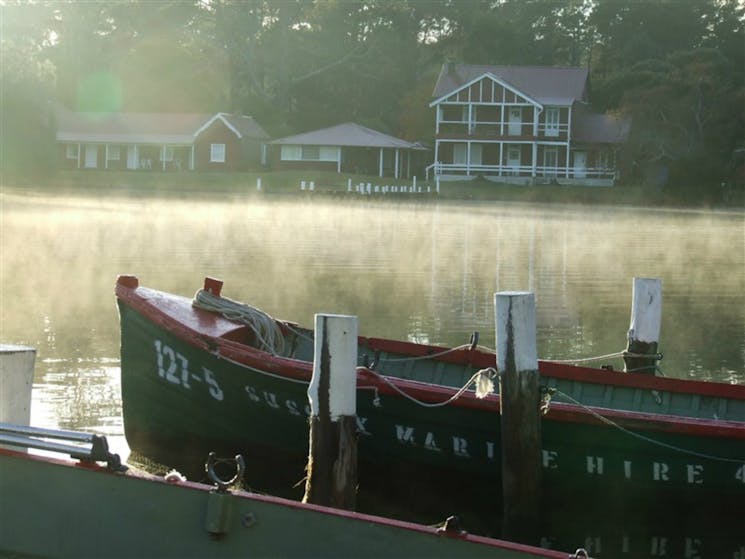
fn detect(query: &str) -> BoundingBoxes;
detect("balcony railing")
[426,161,617,182]
[437,120,569,139]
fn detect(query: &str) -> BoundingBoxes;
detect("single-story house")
[429,63,631,186]
[55,106,269,172]
[268,122,427,178]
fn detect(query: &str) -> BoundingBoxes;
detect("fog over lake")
[1,191,743,453]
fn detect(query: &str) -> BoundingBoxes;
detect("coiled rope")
[193,289,285,355]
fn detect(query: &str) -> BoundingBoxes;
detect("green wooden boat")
[115,276,745,513]
[0,424,577,558]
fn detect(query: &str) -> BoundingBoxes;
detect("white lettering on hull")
[151,341,744,490]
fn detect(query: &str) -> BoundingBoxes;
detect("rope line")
[193,289,285,355]
[358,367,496,408]
[376,344,474,363]
[552,389,744,464]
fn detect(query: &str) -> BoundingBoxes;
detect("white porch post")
[379,148,384,177]
[531,143,537,177]
[436,105,441,135]
[77,143,81,169]
[394,149,399,179]
[105,144,109,170]
[466,142,471,176]
[162,144,166,171]
[190,145,195,170]
[337,147,342,173]
[566,106,572,178]
[499,143,504,177]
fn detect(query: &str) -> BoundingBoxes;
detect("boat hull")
[117,292,745,514]
[0,448,565,559]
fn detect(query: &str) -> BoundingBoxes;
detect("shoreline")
[3,169,743,209]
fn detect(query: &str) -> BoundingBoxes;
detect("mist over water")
[1,190,744,441]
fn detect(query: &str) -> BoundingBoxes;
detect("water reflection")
[1,190,743,554]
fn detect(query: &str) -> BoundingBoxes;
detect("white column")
[0,345,36,427]
[379,148,384,177]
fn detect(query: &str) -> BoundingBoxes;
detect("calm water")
[1,188,744,555]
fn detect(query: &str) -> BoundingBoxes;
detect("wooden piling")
[623,277,662,375]
[0,345,35,426]
[0,345,36,452]
[303,314,358,510]
[495,292,541,544]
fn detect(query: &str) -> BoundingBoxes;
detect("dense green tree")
[0,1,57,179]
[1,0,743,195]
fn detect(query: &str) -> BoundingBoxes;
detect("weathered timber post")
[0,345,35,426]
[303,314,358,510]
[0,345,36,452]
[495,292,541,544]
[623,277,662,375]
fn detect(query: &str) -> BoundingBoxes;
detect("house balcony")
[436,121,569,142]
[425,162,618,187]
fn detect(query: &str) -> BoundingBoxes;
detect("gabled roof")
[431,64,589,107]
[270,122,422,149]
[55,106,267,144]
[194,113,269,140]
[572,104,631,144]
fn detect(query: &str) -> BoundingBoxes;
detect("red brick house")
[429,64,630,186]
[55,107,268,172]
[268,122,427,178]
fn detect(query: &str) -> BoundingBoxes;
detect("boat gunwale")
[0,447,570,558]
[115,279,745,442]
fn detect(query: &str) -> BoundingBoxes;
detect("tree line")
[1,0,743,195]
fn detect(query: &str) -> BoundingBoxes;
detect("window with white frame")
[453,144,467,165]
[453,143,482,166]
[319,146,338,161]
[302,146,320,160]
[545,108,560,137]
[281,145,302,160]
[281,144,338,162]
[210,143,226,163]
[597,151,611,170]
[543,148,558,177]
[107,146,121,160]
[66,144,79,159]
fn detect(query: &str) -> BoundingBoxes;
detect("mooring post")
[303,313,358,510]
[495,292,541,544]
[623,277,662,375]
[0,345,36,451]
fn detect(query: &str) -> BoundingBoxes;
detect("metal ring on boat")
[205,452,245,492]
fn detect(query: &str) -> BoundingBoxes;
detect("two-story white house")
[428,64,630,186]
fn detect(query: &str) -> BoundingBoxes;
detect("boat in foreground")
[116,276,745,515]
[0,423,576,559]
